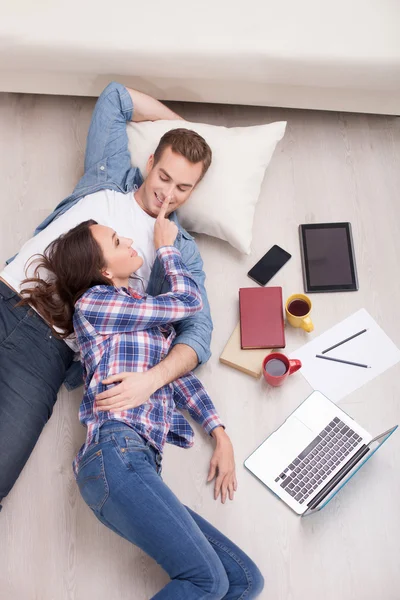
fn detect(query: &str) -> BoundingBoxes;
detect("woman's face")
[90,224,143,286]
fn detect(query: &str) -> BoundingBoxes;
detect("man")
[0,82,233,509]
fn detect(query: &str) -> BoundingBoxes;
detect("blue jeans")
[76,422,265,599]
[0,280,74,509]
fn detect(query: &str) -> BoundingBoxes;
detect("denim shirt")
[6,82,213,391]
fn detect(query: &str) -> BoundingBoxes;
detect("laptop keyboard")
[275,417,363,505]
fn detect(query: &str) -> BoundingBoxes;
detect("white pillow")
[127,119,286,254]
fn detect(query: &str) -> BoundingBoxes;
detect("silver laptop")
[244,391,397,516]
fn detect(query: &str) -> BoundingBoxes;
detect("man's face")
[136,146,203,218]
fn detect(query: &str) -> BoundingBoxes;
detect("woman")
[20,201,264,599]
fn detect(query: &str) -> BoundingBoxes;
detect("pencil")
[316,355,370,369]
[322,329,368,354]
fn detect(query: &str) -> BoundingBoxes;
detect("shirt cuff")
[156,246,180,260]
[111,82,134,121]
[202,412,225,436]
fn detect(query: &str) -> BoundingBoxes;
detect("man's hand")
[154,196,178,249]
[208,427,238,504]
[95,344,198,413]
[95,371,156,412]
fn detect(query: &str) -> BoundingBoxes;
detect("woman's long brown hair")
[18,220,113,338]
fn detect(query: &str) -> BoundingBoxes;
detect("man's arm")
[24,82,184,245]
[170,235,212,367]
[83,82,183,175]
[127,88,184,123]
[95,341,198,411]
[149,343,198,388]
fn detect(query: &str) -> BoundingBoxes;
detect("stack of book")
[219,287,285,378]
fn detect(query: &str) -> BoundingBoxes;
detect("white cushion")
[127,120,286,254]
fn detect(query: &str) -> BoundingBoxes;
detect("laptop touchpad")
[281,416,315,458]
[245,416,316,481]
[263,416,315,467]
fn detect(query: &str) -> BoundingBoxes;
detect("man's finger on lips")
[164,195,171,207]
[158,195,171,218]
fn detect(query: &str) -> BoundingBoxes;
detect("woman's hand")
[94,371,156,412]
[154,196,178,250]
[208,427,238,503]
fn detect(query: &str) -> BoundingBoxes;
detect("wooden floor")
[1,91,400,600]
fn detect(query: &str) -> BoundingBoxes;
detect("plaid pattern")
[72,246,223,473]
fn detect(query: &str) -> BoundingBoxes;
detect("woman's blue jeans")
[76,422,265,599]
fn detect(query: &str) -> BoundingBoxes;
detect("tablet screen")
[300,223,358,292]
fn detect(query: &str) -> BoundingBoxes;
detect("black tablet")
[299,223,359,293]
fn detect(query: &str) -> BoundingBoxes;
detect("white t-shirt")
[0,189,156,348]
[128,193,156,290]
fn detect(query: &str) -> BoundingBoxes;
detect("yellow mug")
[285,294,314,332]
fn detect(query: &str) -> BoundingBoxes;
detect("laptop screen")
[302,426,398,516]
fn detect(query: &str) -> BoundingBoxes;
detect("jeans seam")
[0,307,31,349]
[50,336,73,365]
[203,534,254,599]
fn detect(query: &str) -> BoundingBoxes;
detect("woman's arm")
[173,375,237,504]
[77,246,202,335]
[172,374,224,435]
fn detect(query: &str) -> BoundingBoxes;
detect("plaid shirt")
[72,246,223,473]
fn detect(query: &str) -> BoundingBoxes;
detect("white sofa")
[1,0,399,115]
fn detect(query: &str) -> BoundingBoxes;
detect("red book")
[239,287,285,349]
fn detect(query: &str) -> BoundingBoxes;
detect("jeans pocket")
[124,433,150,451]
[76,449,109,512]
[0,300,30,348]
[112,432,152,472]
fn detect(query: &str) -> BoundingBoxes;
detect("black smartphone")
[247,245,292,286]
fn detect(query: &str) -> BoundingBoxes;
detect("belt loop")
[156,452,163,476]
[94,426,100,444]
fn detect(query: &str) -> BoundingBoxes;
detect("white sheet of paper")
[290,309,400,403]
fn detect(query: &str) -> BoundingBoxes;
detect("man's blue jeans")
[0,280,74,509]
[76,422,265,599]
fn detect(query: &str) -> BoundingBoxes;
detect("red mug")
[262,352,302,387]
